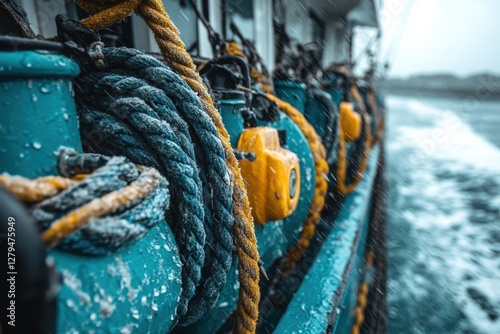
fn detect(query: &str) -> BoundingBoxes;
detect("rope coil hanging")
[73,45,235,325]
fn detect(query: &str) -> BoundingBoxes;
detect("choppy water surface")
[386,95,500,334]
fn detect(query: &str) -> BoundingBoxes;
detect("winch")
[237,126,300,225]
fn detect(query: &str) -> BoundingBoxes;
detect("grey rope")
[33,154,170,255]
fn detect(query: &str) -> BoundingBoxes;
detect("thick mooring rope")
[265,94,329,273]
[72,2,260,331]
[78,76,207,321]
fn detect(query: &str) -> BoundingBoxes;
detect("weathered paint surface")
[53,222,182,334]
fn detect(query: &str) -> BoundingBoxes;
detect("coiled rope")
[336,85,372,196]
[0,151,169,253]
[265,94,329,273]
[71,2,260,331]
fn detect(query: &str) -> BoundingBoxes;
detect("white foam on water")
[388,97,500,173]
[386,96,500,333]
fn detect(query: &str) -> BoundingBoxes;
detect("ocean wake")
[386,96,500,334]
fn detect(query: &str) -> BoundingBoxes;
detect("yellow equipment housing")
[340,101,362,141]
[237,127,300,225]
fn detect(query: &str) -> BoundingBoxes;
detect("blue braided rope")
[74,47,235,323]
[78,73,197,166]
[78,95,206,319]
[79,111,163,171]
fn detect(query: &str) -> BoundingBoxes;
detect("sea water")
[386,95,500,333]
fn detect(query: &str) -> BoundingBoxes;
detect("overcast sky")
[379,0,500,77]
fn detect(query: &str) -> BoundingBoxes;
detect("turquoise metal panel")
[274,145,380,333]
[218,99,246,147]
[274,80,307,113]
[325,88,344,108]
[53,223,182,333]
[0,51,82,178]
[323,73,345,108]
[304,90,334,139]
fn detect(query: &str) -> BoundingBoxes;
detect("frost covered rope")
[0,150,169,253]
[68,2,261,330]
[67,40,235,324]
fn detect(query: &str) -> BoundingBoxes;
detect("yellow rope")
[42,167,160,248]
[265,94,329,273]
[0,175,78,203]
[74,2,260,332]
[351,251,374,334]
[226,41,245,57]
[336,85,372,195]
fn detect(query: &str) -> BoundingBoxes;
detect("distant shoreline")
[376,73,500,101]
[377,84,500,101]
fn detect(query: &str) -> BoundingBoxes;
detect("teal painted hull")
[276,145,379,333]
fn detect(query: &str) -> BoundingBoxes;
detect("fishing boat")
[0,0,387,333]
